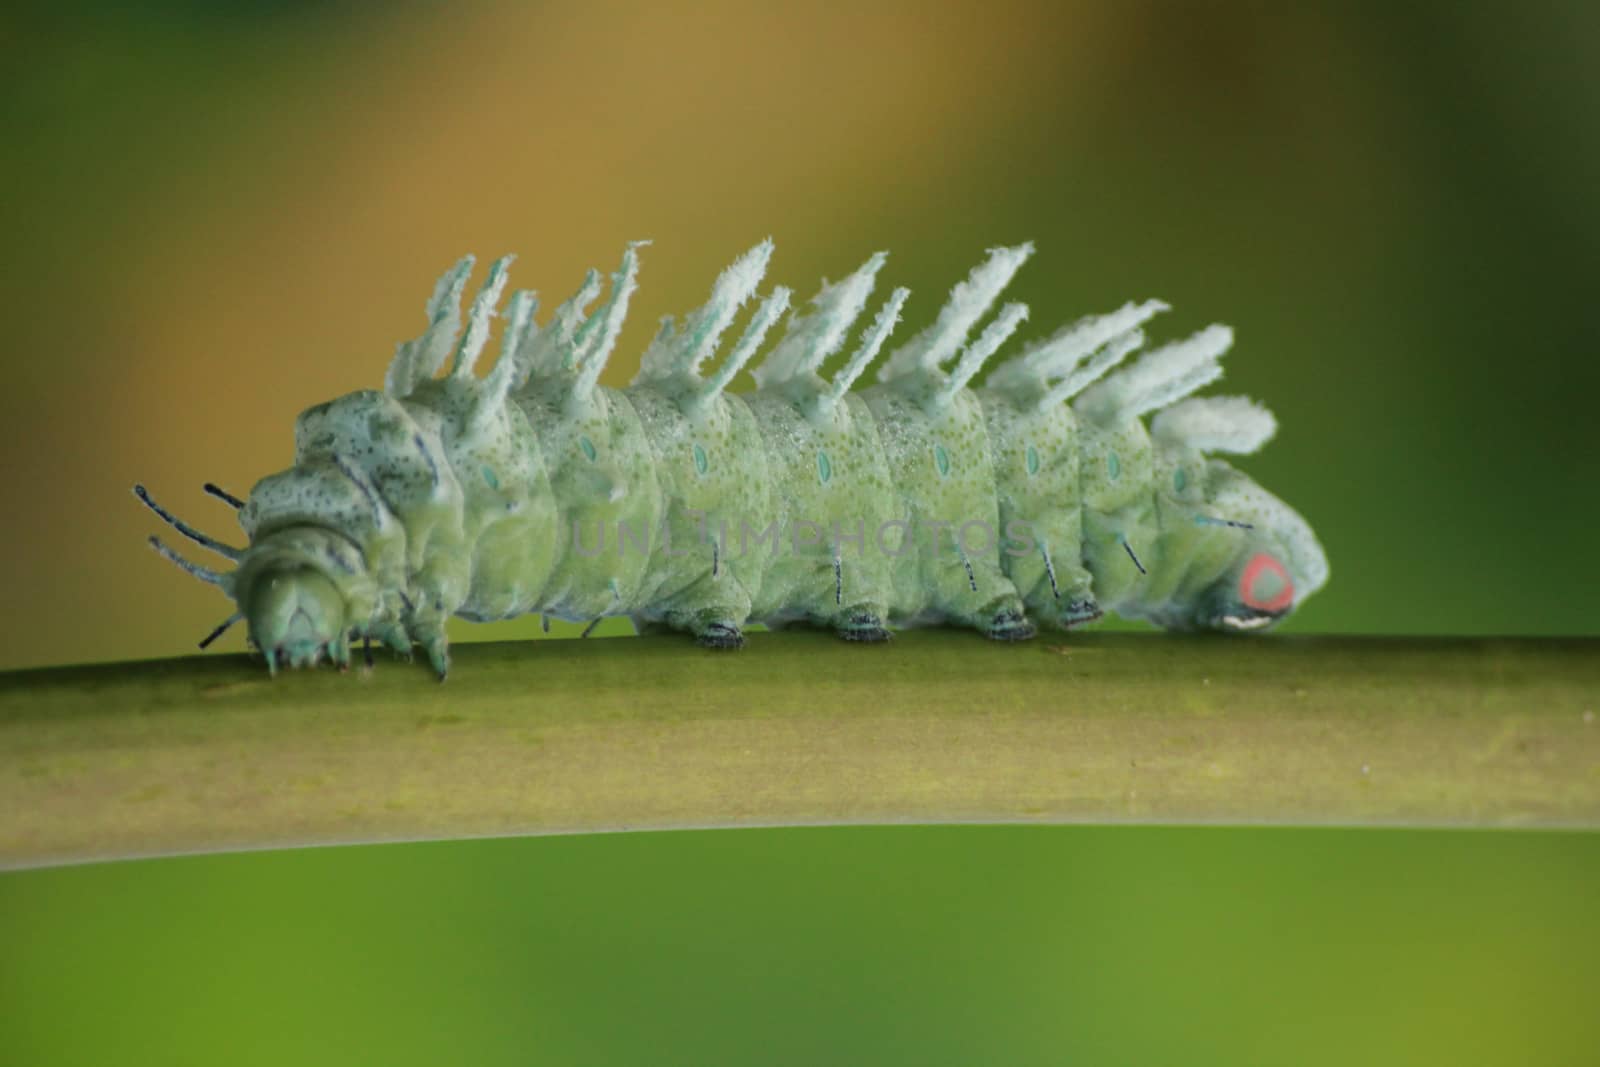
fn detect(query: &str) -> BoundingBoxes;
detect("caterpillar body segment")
[739,389,899,640]
[136,241,1328,677]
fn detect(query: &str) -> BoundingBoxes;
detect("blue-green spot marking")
[481,465,500,490]
[1025,445,1040,476]
[934,443,950,477]
[1107,451,1121,481]
[1174,467,1187,492]
[579,435,597,462]
[693,443,708,475]
[817,450,832,484]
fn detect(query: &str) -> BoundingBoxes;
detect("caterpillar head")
[229,528,368,671]
[134,484,383,672]
[242,567,349,668]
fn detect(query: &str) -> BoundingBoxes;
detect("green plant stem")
[2,632,1597,868]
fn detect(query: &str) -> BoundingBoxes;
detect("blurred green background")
[2,2,1596,1063]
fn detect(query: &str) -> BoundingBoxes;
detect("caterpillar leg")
[828,549,894,643]
[369,619,413,659]
[1061,597,1104,628]
[652,572,755,651]
[412,622,451,680]
[632,611,744,647]
[695,619,746,650]
[937,544,1035,643]
[1024,542,1101,632]
[661,605,747,649]
[399,594,456,680]
[983,597,1037,642]
[834,606,892,643]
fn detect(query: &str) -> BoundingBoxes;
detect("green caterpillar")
[135,240,1328,677]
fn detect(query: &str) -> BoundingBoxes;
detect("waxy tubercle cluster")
[137,240,1328,677]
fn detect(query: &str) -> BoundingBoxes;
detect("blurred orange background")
[7,1,1597,669]
[3,8,1598,1064]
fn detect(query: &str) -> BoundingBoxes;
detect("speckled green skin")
[235,367,1303,663]
[983,386,1292,634]
[1062,416,1252,628]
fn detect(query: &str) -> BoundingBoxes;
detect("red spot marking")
[1240,553,1294,613]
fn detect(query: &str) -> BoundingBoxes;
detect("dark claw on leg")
[1063,598,1103,628]
[696,622,745,650]
[838,611,892,643]
[986,609,1036,642]
[424,639,450,681]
